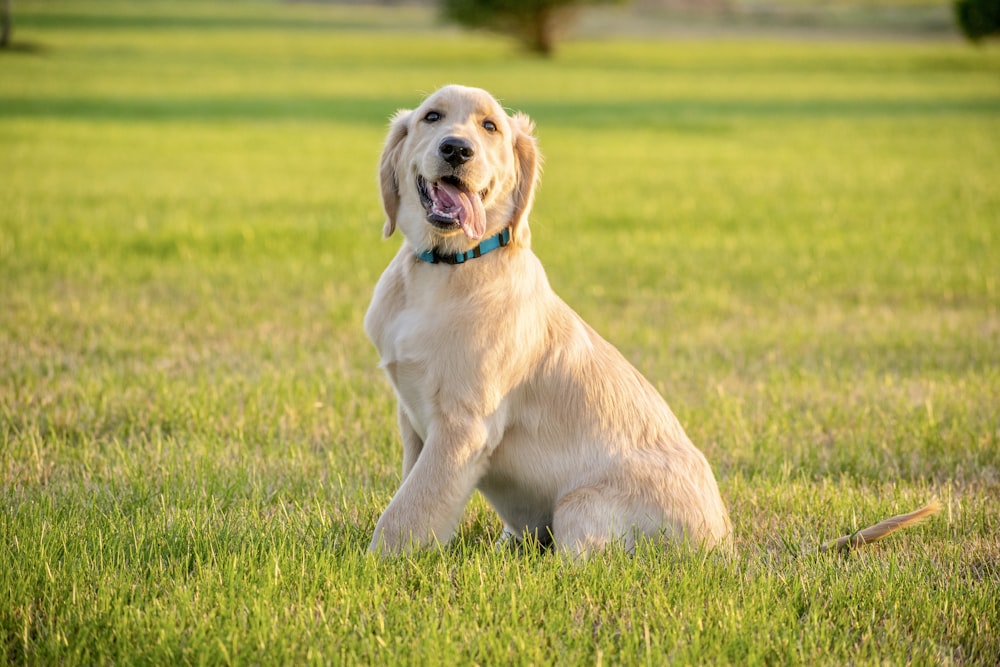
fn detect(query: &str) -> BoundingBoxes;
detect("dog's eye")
[424,111,442,123]
[483,120,498,133]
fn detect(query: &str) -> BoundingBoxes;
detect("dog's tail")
[818,499,942,553]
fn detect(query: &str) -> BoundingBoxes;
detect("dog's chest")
[375,281,486,441]
[388,370,436,441]
[377,308,440,440]
[368,258,530,443]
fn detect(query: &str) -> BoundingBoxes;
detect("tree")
[442,0,625,56]
[1,0,11,49]
[954,0,1000,41]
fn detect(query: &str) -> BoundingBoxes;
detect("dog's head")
[378,85,540,255]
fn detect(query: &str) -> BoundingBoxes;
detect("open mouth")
[417,175,487,240]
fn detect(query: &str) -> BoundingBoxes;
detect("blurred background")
[2,0,994,54]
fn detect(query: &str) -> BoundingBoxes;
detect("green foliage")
[442,0,623,55]
[2,1,1000,664]
[954,0,1000,40]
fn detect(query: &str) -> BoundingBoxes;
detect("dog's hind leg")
[551,484,640,558]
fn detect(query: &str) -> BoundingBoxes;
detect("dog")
[364,85,938,557]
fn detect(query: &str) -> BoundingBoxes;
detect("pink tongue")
[435,180,486,240]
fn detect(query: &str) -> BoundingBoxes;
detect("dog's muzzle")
[417,175,487,240]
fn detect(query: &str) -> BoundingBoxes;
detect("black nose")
[439,136,475,167]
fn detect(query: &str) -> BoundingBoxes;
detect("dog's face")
[379,85,539,253]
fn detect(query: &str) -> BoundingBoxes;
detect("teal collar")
[416,228,511,265]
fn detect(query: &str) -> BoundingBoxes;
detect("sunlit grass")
[2,1,999,664]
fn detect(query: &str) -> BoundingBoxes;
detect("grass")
[2,1,999,664]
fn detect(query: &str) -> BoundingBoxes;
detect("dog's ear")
[378,109,412,238]
[509,111,540,244]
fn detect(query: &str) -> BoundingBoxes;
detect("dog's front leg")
[369,418,489,555]
[398,407,423,482]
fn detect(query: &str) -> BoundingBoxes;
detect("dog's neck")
[416,228,511,265]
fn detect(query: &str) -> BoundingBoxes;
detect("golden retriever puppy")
[364,84,732,557]
[364,85,938,557]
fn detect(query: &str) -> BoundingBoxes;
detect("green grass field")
[2,1,999,664]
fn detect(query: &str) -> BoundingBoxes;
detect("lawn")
[1,1,999,664]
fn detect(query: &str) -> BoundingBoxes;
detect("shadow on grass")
[0,40,47,55]
[1,94,999,126]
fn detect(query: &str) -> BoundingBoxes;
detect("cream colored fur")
[364,85,733,557]
[364,85,940,558]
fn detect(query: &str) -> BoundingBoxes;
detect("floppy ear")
[509,111,540,245]
[378,109,412,238]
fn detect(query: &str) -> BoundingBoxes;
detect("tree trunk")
[528,6,555,56]
[0,0,11,49]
